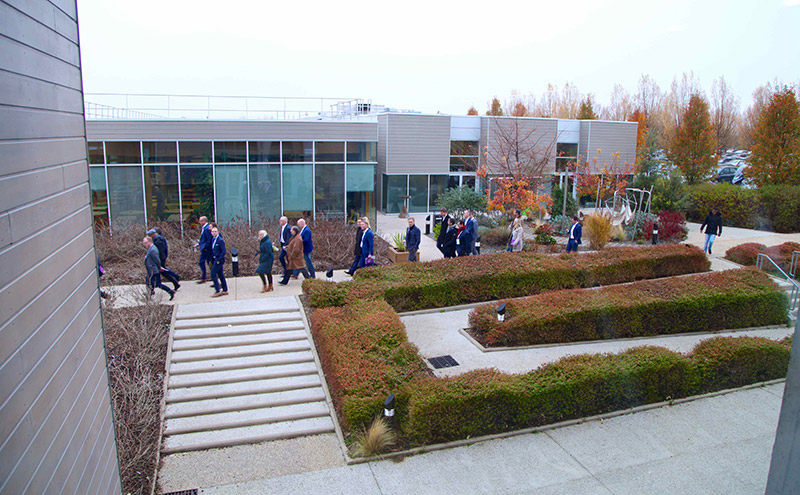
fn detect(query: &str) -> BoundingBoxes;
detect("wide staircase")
[161,297,335,454]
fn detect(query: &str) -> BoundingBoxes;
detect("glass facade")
[88,142,104,164]
[282,164,313,217]
[346,142,376,162]
[382,175,407,214]
[179,141,212,163]
[282,141,312,162]
[315,142,344,162]
[315,164,345,219]
[106,142,140,164]
[89,167,108,226]
[215,165,249,223]
[450,140,479,172]
[143,141,177,163]
[346,164,375,222]
[408,175,428,213]
[144,165,180,221]
[249,141,280,162]
[214,141,247,163]
[428,175,448,209]
[249,164,281,222]
[107,166,144,224]
[556,142,579,172]
[179,164,214,222]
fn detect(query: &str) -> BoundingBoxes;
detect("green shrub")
[759,185,800,233]
[692,336,791,393]
[305,244,711,312]
[481,226,511,246]
[724,242,800,272]
[469,268,788,347]
[436,186,487,219]
[687,183,762,228]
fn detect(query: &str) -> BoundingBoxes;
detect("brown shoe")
[261,285,268,293]
[267,284,274,292]
[197,278,207,284]
[220,291,229,296]
[211,291,222,298]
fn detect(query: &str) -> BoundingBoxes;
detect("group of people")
[142,227,181,300]
[434,208,480,258]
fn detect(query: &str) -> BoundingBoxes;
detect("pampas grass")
[584,214,612,250]
[352,417,396,457]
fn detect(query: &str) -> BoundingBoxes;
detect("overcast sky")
[77,0,800,116]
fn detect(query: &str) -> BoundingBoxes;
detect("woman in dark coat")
[255,230,274,292]
[278,226,310,285]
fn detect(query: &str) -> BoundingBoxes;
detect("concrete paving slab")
[162,416,335,454]
[172,320,306,340]
[164,401,331,435]
[168,350,315,375]
[172,329,308,351]
[198,463,378,495]
[167,362,320,388]
[164,387,327,418]
[174,311,302,330]
[166,374,321,403]
[177,295,299,318]
[170,340,311,363]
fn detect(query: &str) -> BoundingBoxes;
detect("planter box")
[388,246,411,264]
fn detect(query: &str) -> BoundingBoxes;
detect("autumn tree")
[467,106,478,115]
[740,82,777,148]
[628,108,648,170]
[668,94,717,185]
[749,88,800,186]
[710,76,740,152]
[571,151,635,204]
[486,97,504,116]
[578,96,598,120]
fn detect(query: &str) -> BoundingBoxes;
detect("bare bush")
[584,214,613,250]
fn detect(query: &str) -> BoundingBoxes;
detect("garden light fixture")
[497,302,506,322]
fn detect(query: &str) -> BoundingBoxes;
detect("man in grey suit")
[143,236,174,300]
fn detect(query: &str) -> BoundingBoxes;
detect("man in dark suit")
[405,217,421,262]
[143,236,174,300]
[441,217,457,258]
[149,227,180,291]
[297,218,315,278]
[210,225,229,297]
[464,210,479,255]
[436,208,452,255]
[346,219,364,276]
[456,220,472,257]
[566,216,582,253]
[278,216,291,271]
[195,216,213,283]
[359,217,375,269]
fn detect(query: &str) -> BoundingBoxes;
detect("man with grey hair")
[278,216,291,271]
[143,236,174,300]
[297,218,315,278]
[405,217,421,262]
[195,215,213,283]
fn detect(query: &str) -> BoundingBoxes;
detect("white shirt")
[569,223,578,240]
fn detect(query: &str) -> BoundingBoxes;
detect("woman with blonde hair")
[359,216,374,269]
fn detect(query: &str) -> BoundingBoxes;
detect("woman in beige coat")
[278,226,310,285]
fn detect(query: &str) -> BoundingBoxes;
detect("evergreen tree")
[750,88,800,186]
[486,97,504,116]
[667,94,717,185]
[578,97,598,120]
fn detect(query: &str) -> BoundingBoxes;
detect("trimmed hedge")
[309,299,429,430]
[402,337,791,444]
[469,268,788,347]
[724,242,800,272]
[687,183,800,233]
[304,244,711,312]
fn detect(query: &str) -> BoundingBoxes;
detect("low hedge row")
[402,337,792,444]
[687,183,800,233]
[469,268,788,347]
[724,242,800,272]
[309,299,429,430]
[304,244,711,312]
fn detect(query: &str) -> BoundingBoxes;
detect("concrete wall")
[0,1,121,494]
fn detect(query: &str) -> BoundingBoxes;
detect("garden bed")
[468,268,788,347]
[724,241,800,272]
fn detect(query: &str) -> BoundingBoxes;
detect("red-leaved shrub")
[643,210,688,242]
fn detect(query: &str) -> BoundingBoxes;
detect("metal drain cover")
[163,490,198,495]
[428,355,459,369]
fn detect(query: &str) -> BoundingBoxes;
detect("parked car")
[732,164,747,185]
[716,166,738,183]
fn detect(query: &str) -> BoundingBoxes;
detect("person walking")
[195,216,213,283]
[149,227,180,291]
[464,210,478,256]
[359,217,374,269]
[255,230,274,292]
[297,218,315,278]
[143,236,174,300]
[436,207,452,255]
[345,219,364,276]
[507,209,522,252]
[278,226,311,285]
[456,219,472,257]
[441,217,457,258]
[701,206,723,255]
[210,225,229,297]
[405,217,421,262]
[510,217,525,252]
[566,216,582,253]
[278,216,291,271]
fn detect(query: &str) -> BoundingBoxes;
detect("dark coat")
[256,235,274,274]
[441,225,457,256]
[279,223,291,247]
[145,244,161,277]
[437,215,452,245]
[406,225,421,251]
[569,222,582,245]
[152,233,169,265]
[456,228,472,256]
[465,217,478,239]
[211,235,226,264]
[353,226,364,256]
[361,228,374,256]
[300,226,313,253]
[286,234,306,270]
[198,223,212,253]
[701,212,723,236]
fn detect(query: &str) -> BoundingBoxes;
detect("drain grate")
[428,355,459,369]
[163,490,198,495]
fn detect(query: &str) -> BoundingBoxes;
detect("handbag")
[364,255,375,266]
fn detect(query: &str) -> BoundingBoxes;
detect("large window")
[249,164,281,223]
[382,175,407,214]
[214,141,247,163]
[249,141,280,162]
[346,142,377,162]
[143,142,177,163]
[89,167,108,226]
[315,142,344,162]
[315,164,345,219]
[88,142,104,164]
[556,142,579,172]
[282,164,313,217]
[429,175,448,209]
[179,141,212,163]
[106,142,140,164]
[346,164,375,223]
[408,175,429,213]
[107,166,144,224]
[179,164,214,222]
[282,142,312,162]
[215,165,249,224]
[450,140,479,172]
[144,165,180,222]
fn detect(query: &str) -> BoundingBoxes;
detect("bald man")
[195,215,213,283]
[278,216,291,271]
[297,218,315,278]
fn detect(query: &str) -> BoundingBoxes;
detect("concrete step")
[174,312,302,330]
[170,340,311,363]
[176,296,299,319]
[164,401,331,435]
[165,387,327,419]
[168,362,320,389]
[166,374,322,403]
[162,415,335,454]
[173,320,306,341]
[169,350,315,375]
[172,329,308,351]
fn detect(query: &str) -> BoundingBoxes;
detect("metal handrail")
[757,253,800,311]
[790,250,800,279]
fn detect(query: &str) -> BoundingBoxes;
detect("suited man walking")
[149,227,180,291]
[195,216,213,283]
[345,219,364,276]
[463,210,478,256]
[297,218,315,278]
[143,236,174,300]
[566,216,582,253]
[359,217,375,268]
[210,225,229,297]
[278,216,291,271]
[436,208,452,255]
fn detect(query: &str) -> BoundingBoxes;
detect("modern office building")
[85,111,638,227]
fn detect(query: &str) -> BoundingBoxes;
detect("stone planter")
[388,246,411,264]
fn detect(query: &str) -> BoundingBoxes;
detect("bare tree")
[710,76,740,152]
[484,117,556,187]
[740,81,777,148]
[635,74,662,119]
[603,84,635,121]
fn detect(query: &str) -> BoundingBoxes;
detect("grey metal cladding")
[0,1,122,494]
[483,117,558,175]
[385,114,450,174]
[86,119,378,141]
[582,121,638,173]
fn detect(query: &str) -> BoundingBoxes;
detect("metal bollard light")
[425,214,432,235]
[326,268,334,282]
[476,235,481,255]
[231,248,239,277]
[497,302,506,322]
[384,393,396,428]
[652,222,659,245]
